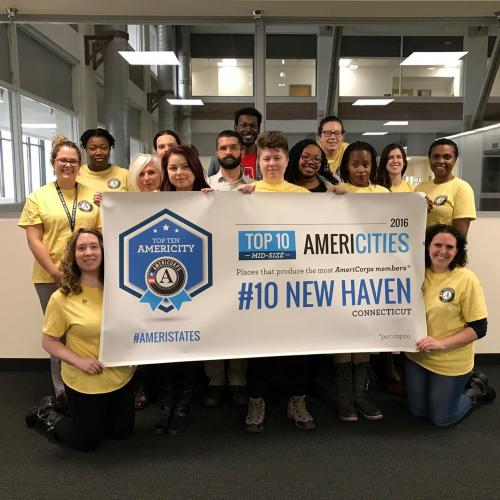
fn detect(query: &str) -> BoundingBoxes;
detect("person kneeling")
[26,229,135,451]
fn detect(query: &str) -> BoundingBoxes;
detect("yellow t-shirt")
[18,182,101,283]
[390,180,415,193]
[253,180,309,193]
[414,177,476,226]
[44,286,134,394]
[339,183,390,194]
[77,164,129,193]
[406,267,487,376]
[326,142,349,174]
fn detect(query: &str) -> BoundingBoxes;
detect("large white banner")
[100,192,427,366]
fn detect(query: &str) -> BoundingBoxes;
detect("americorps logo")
[119,208,212,313]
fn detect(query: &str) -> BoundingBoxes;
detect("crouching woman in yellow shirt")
[26,229,135,451]
[405,224,495,426]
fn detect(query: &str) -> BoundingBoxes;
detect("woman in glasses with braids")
[18,135,101,408]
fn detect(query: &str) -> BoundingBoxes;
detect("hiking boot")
[287,395,315,430]
[466,371,496,407]
[25,395,57,427]
[334,362,358,422]
[244,397,265,433]
[354,362,383,420]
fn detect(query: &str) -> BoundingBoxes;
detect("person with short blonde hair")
[128,154,163,192]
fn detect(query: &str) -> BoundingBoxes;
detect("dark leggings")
[54,379,135,452]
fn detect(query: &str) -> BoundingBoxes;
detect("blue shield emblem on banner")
[119,209,212,313]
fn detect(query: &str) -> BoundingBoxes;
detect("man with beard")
[208,108,262,180]
[204,130,250,406]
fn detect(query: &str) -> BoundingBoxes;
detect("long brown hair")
[60,228,104,296]
[161,145,209,191]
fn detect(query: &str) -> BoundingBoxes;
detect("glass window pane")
[20,95,74,196]
[490,62,500,97]
[339,58,400,97]
[400,62,463,97]
[266,59,316,97]
[192,58,253,96]
[0,86,14,203]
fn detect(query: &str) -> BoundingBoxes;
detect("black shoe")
[55,393,71,417]
[354,362,383,420]
[168,405,190,436]
[466,372,496,407]
[230,385,248,406]
[204,385,224,407]
[153,407,172,435]
[336,396,358,422]
[25,395,57,427]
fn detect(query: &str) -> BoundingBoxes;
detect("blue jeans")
[405,357,472,427]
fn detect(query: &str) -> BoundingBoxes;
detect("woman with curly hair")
[25,228,136,451]
[405,224,495,426]
[285,139,339,192]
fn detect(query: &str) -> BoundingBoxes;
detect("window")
[0,87,14,203]
[20,95,74,197]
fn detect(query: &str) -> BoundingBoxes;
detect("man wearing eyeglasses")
[317,115,349,175]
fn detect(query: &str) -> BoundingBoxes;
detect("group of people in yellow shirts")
[19,117,495,451]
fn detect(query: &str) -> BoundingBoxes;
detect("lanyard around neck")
[55,182,78,232]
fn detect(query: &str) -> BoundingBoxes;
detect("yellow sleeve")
[43,292,67,338]
[453,181,476,220]
[18,194,42,227]
[461,272,487,323]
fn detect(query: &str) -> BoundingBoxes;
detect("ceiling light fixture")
[118,51,180,65]
[167,99,204,106]
[22,123,57,129]
[384,121,408,126]
[353,99,394,106]
[362,132,388,136]
[400,52,468,66]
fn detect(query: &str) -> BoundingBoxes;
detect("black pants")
[149,362,198,408]
[54,379,135,452]
[247,356,308,398]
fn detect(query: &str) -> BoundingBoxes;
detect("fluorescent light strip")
[22,123,57,129]
[362,132,388,136]
[445,122,500,139]
[118,51,180,65]
[400,51,468,66]
[167,99,204,106]
[384,121,408,126]
[353,99,393,106]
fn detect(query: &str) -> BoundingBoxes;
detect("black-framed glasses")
[300,155,322,164]
[55,158,79,167]
[320,130,344,138]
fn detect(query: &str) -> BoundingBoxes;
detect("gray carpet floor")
[0,363,499,500]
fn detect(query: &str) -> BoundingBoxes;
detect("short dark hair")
[318,115,345,137]
[256,131,289,155]
[216,130,243,148]
[425,224,467,270]
[80,128,116,150]
[338,141,378,184]
[161,145,209,192]
[153,129,181,150]
[285,139,338,185]
[234,108,262,128]
[376,143,408,190]
[428,138,459,159]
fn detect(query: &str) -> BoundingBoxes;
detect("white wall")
[1,215,499,358]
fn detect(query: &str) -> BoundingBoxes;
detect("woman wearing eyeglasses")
[317,116,349,175]
[18,136,101,404]
[285,139,340,191]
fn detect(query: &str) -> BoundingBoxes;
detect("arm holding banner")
[416,327,478,352]
[42,332,104,375]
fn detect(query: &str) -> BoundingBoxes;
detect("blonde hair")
[128,153,162,192]
[50,135,81,163]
